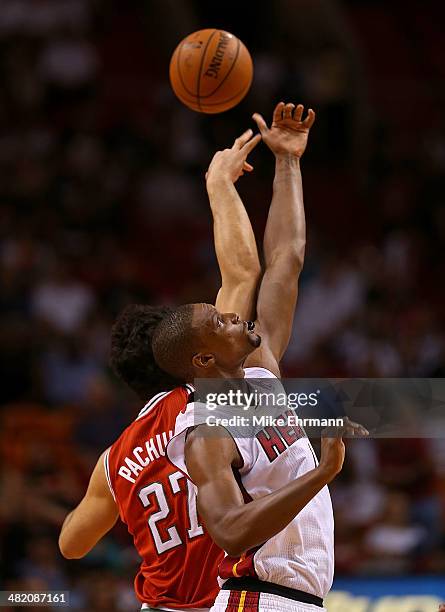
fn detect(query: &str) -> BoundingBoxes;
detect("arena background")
[0,0,444,610]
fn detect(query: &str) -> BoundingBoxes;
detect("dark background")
[0,0,444,609]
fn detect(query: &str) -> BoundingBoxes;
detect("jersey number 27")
[138,470,203,554]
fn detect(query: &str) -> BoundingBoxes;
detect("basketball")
[169,29,253,114]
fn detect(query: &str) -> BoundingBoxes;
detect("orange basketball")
[169,29,253,114]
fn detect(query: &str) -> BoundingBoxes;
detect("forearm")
[59,509,86,558]
[207,177,261,283]
[59,503,117,559]
[249,156,306,362]
[263,155,306,267]
[59,493,118,559]
[60,510,74,533]
[205,464,330,556]
[208,177,261,318]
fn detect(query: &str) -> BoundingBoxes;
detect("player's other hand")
[252,102,315,159]
[206,129,261,184]
[319,418,369,482]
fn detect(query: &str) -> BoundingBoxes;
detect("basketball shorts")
[210,591,326,612]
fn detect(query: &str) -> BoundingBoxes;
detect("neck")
[195,364,245,380]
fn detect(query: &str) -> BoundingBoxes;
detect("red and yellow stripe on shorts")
[225,589,260,611]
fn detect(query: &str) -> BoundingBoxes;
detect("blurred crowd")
[0,0,444,609]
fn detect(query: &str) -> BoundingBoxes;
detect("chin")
[248,332,261,348]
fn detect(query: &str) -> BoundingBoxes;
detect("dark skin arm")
[184,104,367,557]
[244,102,315,376]
[185,422,365,557]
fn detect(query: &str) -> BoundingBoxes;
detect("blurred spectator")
[39,33,98,89]
[18,537,69,590]
[364,492,428,574]
[40,333,102,404]
[74,374,128,462]
[31,264,95,334]
[286,257,365,361]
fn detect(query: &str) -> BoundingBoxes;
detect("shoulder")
[136,385,191,421]
[243,365,285,397]
[244,366,277,379]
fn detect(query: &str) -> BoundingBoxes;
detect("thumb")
[252,113,268,134]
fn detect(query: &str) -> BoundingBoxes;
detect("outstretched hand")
[252,102,315,159]
[206,129,261,184]
[320,418,369,482]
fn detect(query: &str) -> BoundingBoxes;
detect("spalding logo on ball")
[169,29,253,114]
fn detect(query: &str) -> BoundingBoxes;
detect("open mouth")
[246,321,255,332]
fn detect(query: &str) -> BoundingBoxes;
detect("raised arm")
[245,102,315,376]
[58,451,118,559]
[206,130,262,320]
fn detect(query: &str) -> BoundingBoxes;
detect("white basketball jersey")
[167,367,334,599]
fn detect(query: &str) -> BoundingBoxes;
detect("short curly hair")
[110,304,182,400]
[151,304,198,381]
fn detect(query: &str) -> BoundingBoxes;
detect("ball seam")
[199,36,241,100]
[197,29,218,112]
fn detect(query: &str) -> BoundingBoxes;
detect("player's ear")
[192,353,215,370]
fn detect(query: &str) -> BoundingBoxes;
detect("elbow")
[223,266,262,298]
[246,259,262,282]
[224,541,247,558]
[292,241,306,268]
[212,520,251,557]
[59,546,85,560]
[269,241,306,272]
[232,261,262,286]
[215,533,247,558]
[58,535,86,560]
[286,240,306,268]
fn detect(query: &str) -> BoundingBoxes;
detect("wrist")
[315,463,337,484]
[274,153,301,165]
[206,174,233,188]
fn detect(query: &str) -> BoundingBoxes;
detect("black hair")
[110,304,182,400]
[151,304,198,381]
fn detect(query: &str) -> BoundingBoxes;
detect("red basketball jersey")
[105,386,223,609]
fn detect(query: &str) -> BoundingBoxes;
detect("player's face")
[191,303,261,372]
